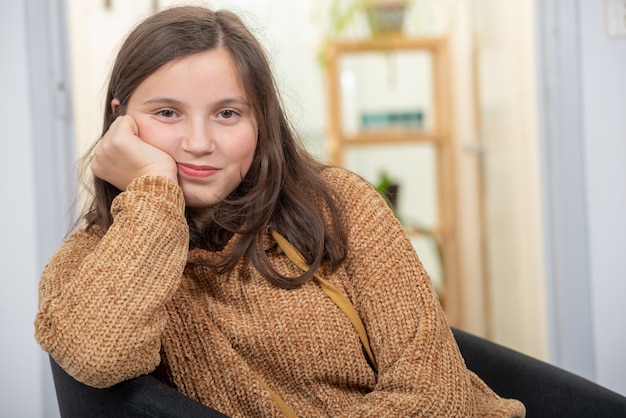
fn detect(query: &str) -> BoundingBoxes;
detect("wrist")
[127,175,185,211]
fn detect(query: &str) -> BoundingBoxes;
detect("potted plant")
[365,0,410,36]
[317,0,411,65]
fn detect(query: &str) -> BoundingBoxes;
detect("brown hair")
[80,6,346,288]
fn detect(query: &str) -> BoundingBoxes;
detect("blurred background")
[2,0,625,416]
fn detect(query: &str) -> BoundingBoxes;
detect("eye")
[157,109,177,118]
[219,109,238,119]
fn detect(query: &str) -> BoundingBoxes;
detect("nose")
[181,117,214,154]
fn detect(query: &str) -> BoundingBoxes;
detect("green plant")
[317,0,411,65]
[375,171,399,212]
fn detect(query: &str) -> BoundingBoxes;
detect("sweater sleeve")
[34,176,189,388]
[324,168,524,417]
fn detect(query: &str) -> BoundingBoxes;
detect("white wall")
[2,1,73,417]
[0,3,42,416]
[0,2,56,416]
[579,1,626,396]
[537,0,626,396]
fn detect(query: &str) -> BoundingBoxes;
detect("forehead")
[158,48,241,81]
[132,48,249,102]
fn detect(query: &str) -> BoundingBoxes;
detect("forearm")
[35,176,189,388]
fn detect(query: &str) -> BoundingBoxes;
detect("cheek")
[135,120,176,152]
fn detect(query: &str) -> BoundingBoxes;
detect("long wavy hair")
[80,6,347,289]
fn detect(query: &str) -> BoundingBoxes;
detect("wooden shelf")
[334,130,444,145]
[324,36,459,317]
[328,36,447,53]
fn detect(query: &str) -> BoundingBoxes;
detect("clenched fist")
[91,115,178,190]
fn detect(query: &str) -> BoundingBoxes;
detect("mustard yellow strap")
[270,229,378,372]
[255,376,299,418]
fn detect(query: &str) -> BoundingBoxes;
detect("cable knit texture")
[35,170,525,417]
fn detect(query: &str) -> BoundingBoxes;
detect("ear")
[111,98,120,114]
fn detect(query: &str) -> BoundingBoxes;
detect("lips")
[177,163,218,179]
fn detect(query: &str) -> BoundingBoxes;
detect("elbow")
[75,351,161,388]
[52,341,162,389]
[35,312,161,388]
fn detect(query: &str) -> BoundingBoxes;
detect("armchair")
[49,328,626,417]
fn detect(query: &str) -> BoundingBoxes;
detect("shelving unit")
[324,36,459,314]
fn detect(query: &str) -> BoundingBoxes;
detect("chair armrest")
[49,356,228,418]
[452,327,626,418]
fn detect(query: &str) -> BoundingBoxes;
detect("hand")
[91,115,178,190]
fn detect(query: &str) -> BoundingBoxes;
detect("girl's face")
[123,48,258,216]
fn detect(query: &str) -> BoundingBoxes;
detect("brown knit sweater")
[35,168,525,417]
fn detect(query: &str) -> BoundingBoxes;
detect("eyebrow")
[141,96,251,108]
[215,97,251,108]
[142,97,183,106]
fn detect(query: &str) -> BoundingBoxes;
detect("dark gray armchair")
[451,328,626,417]
[50,328,626,417]
[49,358,227,417]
